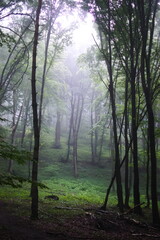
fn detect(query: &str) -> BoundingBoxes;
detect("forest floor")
[0,200,160,240]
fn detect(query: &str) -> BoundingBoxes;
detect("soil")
[0,200,160,240]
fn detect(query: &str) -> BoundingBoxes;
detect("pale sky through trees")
[58,9,95,53]
[72,13,95,51]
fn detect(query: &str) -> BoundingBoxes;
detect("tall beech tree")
[39,0,66,132]
[92,0,124,212]
[8,89,23,173]
[137,0,160,224]
[127,1,142,215]
[30,0,42,220]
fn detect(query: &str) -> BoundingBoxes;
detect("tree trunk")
[30,0,42,220]
[137,0,160,224]
[21,94,30,147]
[39,6,52,133]
[65,93,74,162]
[54,111,61,148]
[146,130,150,208]
[124,77,130,208]
[128,1,141,214]
[105,0,123,212]
[8,93,23,173]
[98,120,106,163]
[90,91,96,164]
[72,94,84,177]
[146,98,159,223]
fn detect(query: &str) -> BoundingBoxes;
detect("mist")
[0,0,160,237]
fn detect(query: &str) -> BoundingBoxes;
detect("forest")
[0,0,160,239]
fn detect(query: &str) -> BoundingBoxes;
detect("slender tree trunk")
[106,0,123,212]
[73,133,78,177]
[137,0,160,224]
[94,107,99,160]
[129,150,133,198]
[90,91,96,164]
[54,111,61,148]
[72,94,84,177]
[98,120,106,163]
[124,77,130,208]
[146,99,159,223]
[30,0,42,220]
[39,7,52,132]
[21,94,30,147]
[28,130,33,180]
[128,1,141,214]
[146,130,150,208]
[8,97,23,173]
[66,93,74,162]
[109,82,123,212]
[110,123,115,192]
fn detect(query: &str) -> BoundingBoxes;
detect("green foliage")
[0,172,48,189]
[0,140,31,164]
[0,29,16,51]
[0,173,28,188]
[0,0,33,8]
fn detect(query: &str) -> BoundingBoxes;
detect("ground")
[0,200,160,240]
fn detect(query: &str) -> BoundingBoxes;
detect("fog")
[0,0,160,228]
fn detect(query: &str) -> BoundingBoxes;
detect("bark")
[146,132,150,208]
[147,103,159,224]
[54,111,61,149]
[137,0,160,224]
[39,0,65,132]
[30,0,42,220]
[96,0,123,211]
[105,0,123,212]
[97,119,106,163]
[8,90,23,173]
[21,94,30,147]
[128,1,141,214]
[110,123,115,193]
[90,91,96,164]
[94,106,99,159]
[72,94,84,177]
[38,5,52,132]
[109,82,123,212]
[124,76,130,208]
[65,93,74,162]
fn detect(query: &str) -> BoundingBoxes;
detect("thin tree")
[30,0,42,220]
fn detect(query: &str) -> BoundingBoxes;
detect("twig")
[54,206,84,211]
[121,202,145,216]
[132,233,160,238]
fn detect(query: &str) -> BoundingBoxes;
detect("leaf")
[0,140,31,164]
[0,173,49,189]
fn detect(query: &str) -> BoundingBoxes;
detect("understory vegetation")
[0,0,160,230]
[0,137,159,217]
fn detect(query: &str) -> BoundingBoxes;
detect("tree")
[71,92,84,177]
[137,0,160,224]
[82,0,160,222]
[8,89,23,173]
[30,0,42,220]
[91,0,124,212]
[38,0,69,133]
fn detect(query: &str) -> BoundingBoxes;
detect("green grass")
[0,158,117,207]
[38,161,109,205]
[0,137,159,223]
